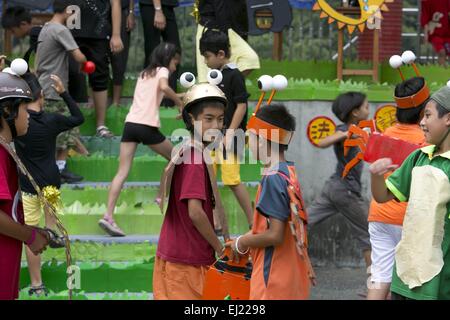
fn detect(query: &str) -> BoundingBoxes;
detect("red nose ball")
[83,61,96,74]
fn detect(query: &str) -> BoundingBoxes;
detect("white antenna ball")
[257,75,273,91]
[180,72,196,88]
[207,69,223,86]
[2,67,16,75]
[272,75,288,91]
[401,50,416,64]
[389,55,403,69]
[10,58,28,76]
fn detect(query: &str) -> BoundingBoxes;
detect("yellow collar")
[420,145,450,160]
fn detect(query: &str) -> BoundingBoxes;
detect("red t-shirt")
[0,145,24,300]
[421,0,450,38]
[156,147,216,266]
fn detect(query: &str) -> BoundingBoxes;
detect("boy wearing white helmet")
[0,68,49,300]
[153,74,229,300]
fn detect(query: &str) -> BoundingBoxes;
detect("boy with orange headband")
[367,69,428,299]
[227,101,315,300]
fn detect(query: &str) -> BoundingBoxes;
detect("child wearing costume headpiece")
[153,72,230,299]
[367,52,428,300]
[227,97,315,300]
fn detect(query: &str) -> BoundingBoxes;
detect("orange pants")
[153,256,209,300]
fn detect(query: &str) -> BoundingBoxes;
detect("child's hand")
[215,244,225,259]
[50,75,66,94]
[370,158,398,176]
[28,227,49,255]
[225,240,240,263]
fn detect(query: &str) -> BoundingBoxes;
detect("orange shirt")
[368,124,426,225]
[250,163,310,300]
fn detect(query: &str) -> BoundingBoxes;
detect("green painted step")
[44,186,256,235]
[25,241,157,263]
[79,106,187,136]
[19,289,151,300]
[80,136,185,157]
[66,152,262,182]
[20,260,154,293]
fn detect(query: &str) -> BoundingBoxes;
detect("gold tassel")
[42,186,63,212]
[191,0,200,23]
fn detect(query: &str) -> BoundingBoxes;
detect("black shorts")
[121,122,166,145]
[68,38,110,102]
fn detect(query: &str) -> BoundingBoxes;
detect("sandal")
[96,126,114,138]
[28,284,49,297]
[98,216,126,237]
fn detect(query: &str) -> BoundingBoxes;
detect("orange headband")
[247,116,293,145]
[394,84,430,109]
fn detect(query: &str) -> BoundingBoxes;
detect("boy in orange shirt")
[228,103,314,300]
[367,76,428,300]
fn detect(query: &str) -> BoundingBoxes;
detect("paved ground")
[310,266,367,300]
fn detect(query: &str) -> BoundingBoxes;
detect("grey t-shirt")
[35,22,79,101]
[330,123,363,195]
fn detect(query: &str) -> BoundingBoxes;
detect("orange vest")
[250,164,315,300]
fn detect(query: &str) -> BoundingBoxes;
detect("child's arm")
[188,199,224,256]
[228,103,246,131]
[232,217,285,253]
[159,77,183,111]
[70,48,87,65]
[0,209,48,255]
[370,158,398,203]
[50,75,85,130]
[110,0,124,53]
[317,130,348,148]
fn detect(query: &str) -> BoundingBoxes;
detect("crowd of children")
[0,0,450,302]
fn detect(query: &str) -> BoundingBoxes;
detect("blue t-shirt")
[257,162,291,222]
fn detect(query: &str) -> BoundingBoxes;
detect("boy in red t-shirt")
[153,81,229,300]
[0,70,49,300]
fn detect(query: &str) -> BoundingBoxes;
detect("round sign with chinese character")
[307,116,337,147]
[374,104,397,132]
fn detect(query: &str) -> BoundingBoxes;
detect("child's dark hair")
[142,42,181,78]
[182,99,226,133]
[394,77,427,124]
[22,73,43,101]
[200,29,231,59]
[0,98,25,130]
[255,103,296,150]
[332,92,367,123]
[53,0,72,14]
[1,6,32,29]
